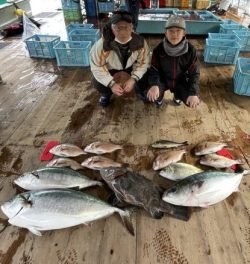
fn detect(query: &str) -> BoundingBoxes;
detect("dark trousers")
[135,71,190,104]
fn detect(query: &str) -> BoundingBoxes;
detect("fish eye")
[169,187,177,193]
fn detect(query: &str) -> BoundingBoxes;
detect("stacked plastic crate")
[97,0,115,14]
[203,20,243,64]
[61,0,83,24]
[233,57,250,96]
[54,23,98,67]
[232,30,250,52]
[25,35,61,59]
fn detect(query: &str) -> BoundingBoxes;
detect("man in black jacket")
[137,15,200,108]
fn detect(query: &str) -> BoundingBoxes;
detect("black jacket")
[148,41,200,96]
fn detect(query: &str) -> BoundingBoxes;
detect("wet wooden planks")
[0,34,250,264]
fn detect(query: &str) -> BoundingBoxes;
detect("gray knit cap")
[165,15,186,30]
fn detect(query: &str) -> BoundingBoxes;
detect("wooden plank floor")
[0,12,250,264]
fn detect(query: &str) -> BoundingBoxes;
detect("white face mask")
[114,37,132,45]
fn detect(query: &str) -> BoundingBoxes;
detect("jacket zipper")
[172,57,176,90]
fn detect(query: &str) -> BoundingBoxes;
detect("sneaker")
[155,100,163,108]
[173,97,182,105]
[99,95,111,107]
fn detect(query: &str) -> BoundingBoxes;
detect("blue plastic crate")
[61,0,80,9]
[233,30,250,52]
[204,38,241,64]
[66,23,94,35]
[233,57,250,96]
[54,41,91,67]
[208,33,241,43]
[98,1,115,13]
[68,29,100,45]
[174,10,190,16]
[223,19,238,25]
[25,35,60,59]
[219,23,247,33]
[200,15,220,21]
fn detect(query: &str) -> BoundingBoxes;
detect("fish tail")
[160,201,190,221]
[118,208,135,236]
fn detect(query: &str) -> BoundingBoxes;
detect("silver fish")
[151,140,188,149]
[162,170,250,207]
[1,189,134,236]
[81,156,123,170]
[14,167,102,190]
[49,144,86,157]
[46,158,83,170]
[194,141,227,156]
[200,153,242,169]
[84,141,122,154]
[159,162,203,181]
[153,149,186,171]
[100,167,190,221]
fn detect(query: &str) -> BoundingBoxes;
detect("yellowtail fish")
[14,167,102,190]
[1,189,134,236]
[160,162,203,181]
[163,170,250,207]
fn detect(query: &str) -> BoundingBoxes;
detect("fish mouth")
[1,203,25,219]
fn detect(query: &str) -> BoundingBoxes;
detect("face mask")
[114,37,132,45]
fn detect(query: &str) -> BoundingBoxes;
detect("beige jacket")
[89,34,150,87]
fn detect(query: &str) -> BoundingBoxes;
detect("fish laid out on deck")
[49,144,86,157]
[81,156,123,170]
[162,170,250,207]
[84,141,123,154]
[46,158,83,170]
[1,189,134,236]
[100,167,190,221]
[194,141,228,156]
[14,167,102,190]
[151,140,188,149]
[153,149,187,170]
[159,162,203,181]
[200,153,243,168]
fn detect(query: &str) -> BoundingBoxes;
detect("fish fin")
[160,201,190,221]
[28,227,42,236]
[31,172,39,179]
[118,208,135,236]
[96,181,103,187]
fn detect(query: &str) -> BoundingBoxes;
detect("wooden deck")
[0,10,250,264]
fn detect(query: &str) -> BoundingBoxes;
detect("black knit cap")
[111,10,133,25]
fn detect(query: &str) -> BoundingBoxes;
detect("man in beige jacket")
[89,11,150,107]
